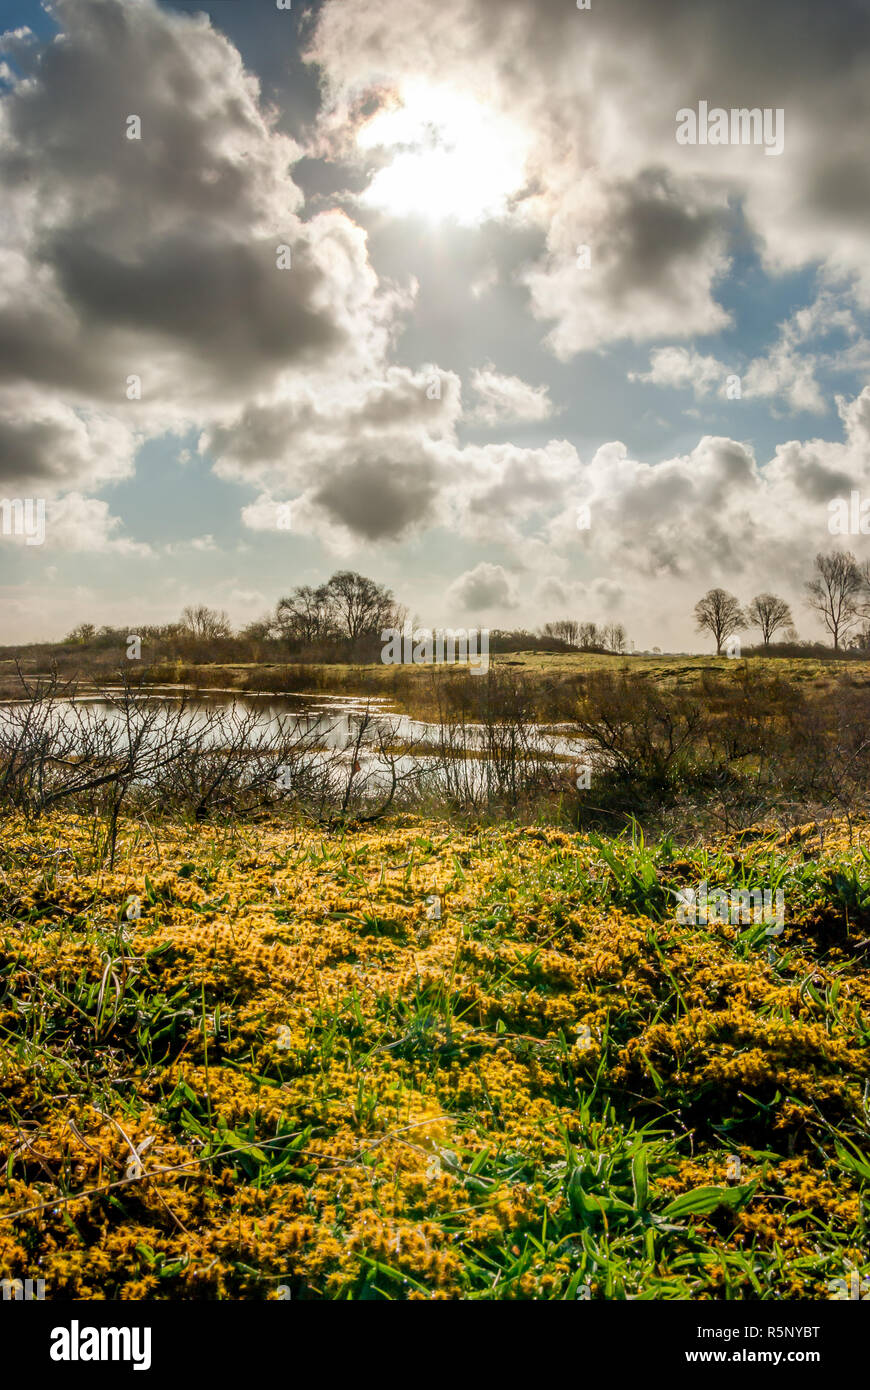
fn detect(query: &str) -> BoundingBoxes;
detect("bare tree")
[180,605,232,640]
[854,621,870,652]
[325,571,398,643]
[804,552,864,650]
[601,623,627,654]
[542,619,580,647]
[694,589,745,656]
[275,584,335,645]
[747,593,793,648]
[239,616,275,641]
[577,622,601,651]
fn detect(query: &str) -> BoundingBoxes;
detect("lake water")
[0,687,586,799]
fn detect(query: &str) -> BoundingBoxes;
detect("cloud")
[522,171,733,357]
[631,336,826,416]
[216,366,463,544]
[446,561,519,612]
[209,364,458,484]
[43,494,150,555]
[469,264,499,300]
[469,366,554,425]
[630,347,729,399]
[0,0,409,498]
[0,389,138,492]
[306,0,870,353]
[522,384,870,647]
[164,534,218,556]
[4,0,870,653]
[233,420,580,552]
[311,448,443,542]
[534,573,626,618]
[739,288,870,414]
[453,438,578,545]
[631,284,870,415]
[742,343,826,415]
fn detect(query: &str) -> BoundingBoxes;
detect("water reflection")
[0,687,585,800]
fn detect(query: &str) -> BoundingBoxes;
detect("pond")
[0,686,587,802]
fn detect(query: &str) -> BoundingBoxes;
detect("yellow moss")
[1,810,867,1299]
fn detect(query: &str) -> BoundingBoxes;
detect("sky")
[1,0,870,649]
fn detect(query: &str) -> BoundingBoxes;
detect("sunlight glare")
[356,82,529,225]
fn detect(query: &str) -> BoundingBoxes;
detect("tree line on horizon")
[695,551,870,655]
[34,552,870,662]
[60,572,404,661]
[55,571,628,660]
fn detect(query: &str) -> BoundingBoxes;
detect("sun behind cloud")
[355,80,530,225]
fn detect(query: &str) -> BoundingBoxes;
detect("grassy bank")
[5,650,870,722]
[2,810,869,1299]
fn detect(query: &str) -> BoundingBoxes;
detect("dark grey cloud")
[0,415,70,483]
[312,452,440,541]
[602,171,732,303]
[0,0,400,481]
[769,443,855,504]
[0,304,110,397]
[0,389,136,491]
[45,233,340,381]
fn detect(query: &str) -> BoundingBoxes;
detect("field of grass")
[105,651,870,695]
[6,649,870,713]
[2,810,870,1300]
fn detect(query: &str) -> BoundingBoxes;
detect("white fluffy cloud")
[42,494,150,555]
[469,367,554,426]
[446,562,519,613]
[631,286,870,416]
[630,347,730,399]
[522,386,870,647]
